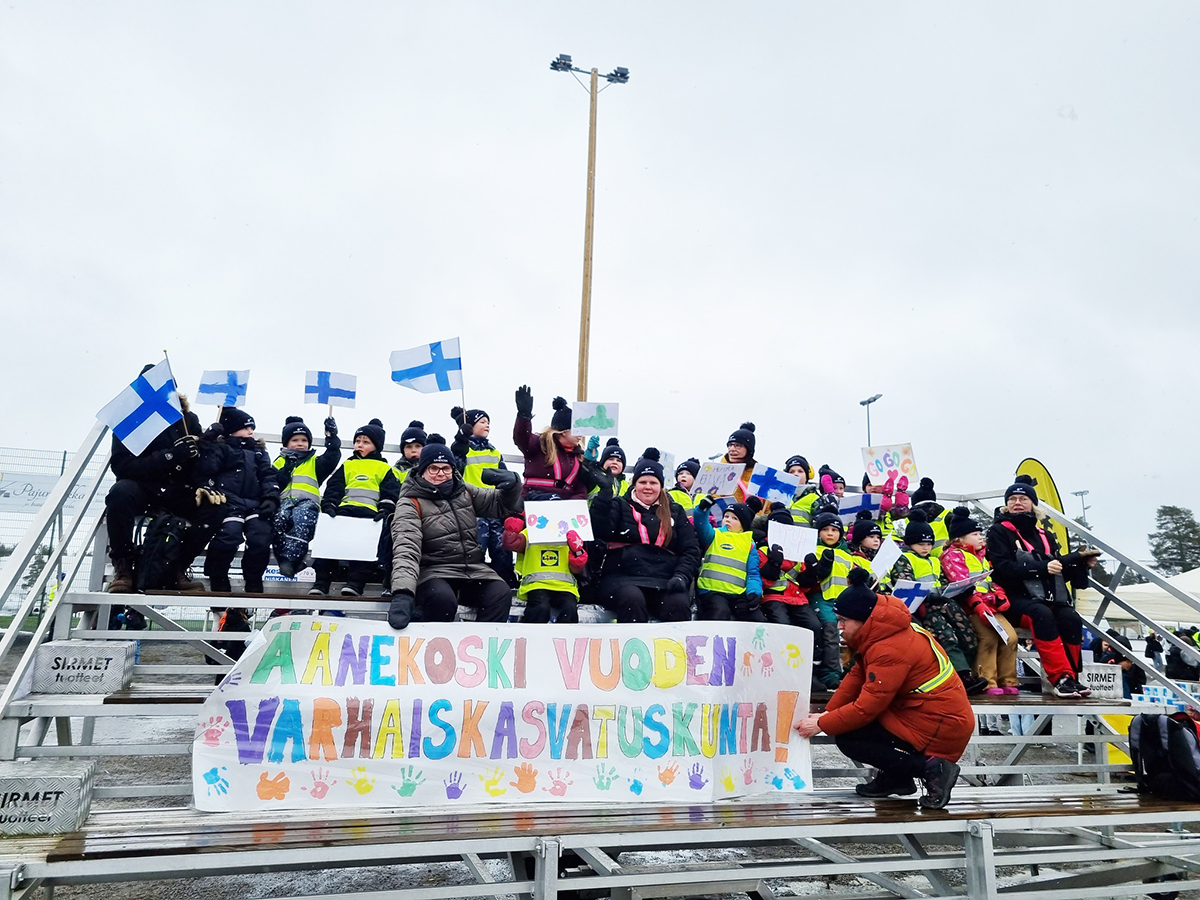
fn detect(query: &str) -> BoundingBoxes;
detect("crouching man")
[794,568,974,809]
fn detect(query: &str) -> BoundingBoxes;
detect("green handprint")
[593,764,619,791]
[392,765,426,798]
[752,625,767,650]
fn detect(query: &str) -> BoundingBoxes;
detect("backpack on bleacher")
[136,513,192,592]
[1130,712,1200,801]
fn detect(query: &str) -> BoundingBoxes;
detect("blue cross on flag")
[96,360,184,456]
[196,370,249,407]
[305,371,357,408]
[837,491,883,524]
[390,339,463,394]
[892,579,932,613]
[747,466,801,505]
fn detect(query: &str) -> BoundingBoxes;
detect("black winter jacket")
[273,434,342,495]
[321,450,401,520]
[986,509,1089,605]
[591,488,701,594]
[110,406,203,485]
[195,436,279,513]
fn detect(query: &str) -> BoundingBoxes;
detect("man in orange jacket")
[795,568,975,809]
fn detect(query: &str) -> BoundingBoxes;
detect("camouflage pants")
[919,599,978,672]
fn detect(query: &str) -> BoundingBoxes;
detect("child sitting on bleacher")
[785,455,819,526]
[693,500,765,621]
[757,506,827,690]
[502,517,587,623]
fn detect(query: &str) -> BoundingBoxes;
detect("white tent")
[1076,567,1200,626]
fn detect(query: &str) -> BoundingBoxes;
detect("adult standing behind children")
[795,568,974,809]
[513,386,593,501]
[719,422,758,503]
[388,439,522,629]
[591,448,700,623]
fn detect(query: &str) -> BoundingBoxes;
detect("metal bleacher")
[1,422,1199,899]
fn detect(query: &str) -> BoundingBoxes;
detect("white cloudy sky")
[2,3,1197,559]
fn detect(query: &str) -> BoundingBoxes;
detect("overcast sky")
[2,3,1197,560]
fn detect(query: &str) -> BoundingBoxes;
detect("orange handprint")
[256,772,291,800]
[657,762,680,786]
[509,762,539,794]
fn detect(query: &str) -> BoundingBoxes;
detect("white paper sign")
[192,619,814,811]
[524,500,594,544]
[869,539,903,580]
[766,521,819,563]
[571,402,619,436]
[307,514,383,562]
[694,462,745,498]
[943,571,990,599]
[861,443,918,487]
[978,606,1011,644]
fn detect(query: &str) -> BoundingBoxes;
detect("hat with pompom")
[911,477,937,505]
[727,421,756,458]
[417,433,456,475]
[903,508,935,546]
[726,502,755,532]
[947,505,983,540]
[675,457,701,478]
[630,447,665,485]
[451,406,489,430]
[400,420,427,447]
[281,416,312,445]
[813,511,845,538]
[1004,474,1038,506]
[354,418,386,452]
[551,396,572,431]
[835,567,879,622]
[599,437,626,468]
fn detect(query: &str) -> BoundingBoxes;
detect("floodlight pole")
[578,67,599,402]
[860,393,883,445]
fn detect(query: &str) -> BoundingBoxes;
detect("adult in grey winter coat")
[388,441,522,629]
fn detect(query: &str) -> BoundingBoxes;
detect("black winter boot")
[855,770,917,799]
[918,757,960,810]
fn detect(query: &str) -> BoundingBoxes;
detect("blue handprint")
[629,776,644,795]
[783,768,806,790]
[203,766,229,796]
[217,670,242,693]
[768,771,785,790]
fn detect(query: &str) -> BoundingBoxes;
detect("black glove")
[515,384,534,419]
[696,494,716,513]
[200,423,224,442]
[373,508,390,522]
[767,545,785,569]
[388,590,415,630]
[324,417,337,438]
[258,496,278,518]
[480,468,518,488]
[321,503,338,517]
[583,462,612,493]
[803,553,818,568]
[172,434,200,460]
[667,575,688,594]
[813,548,835,579]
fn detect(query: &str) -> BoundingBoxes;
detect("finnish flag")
[96,360,184,456]
[747,466,801,505]
[390,338,462,394]
[838,491,882,524]
[892,579,932,613]
[196,370,249,407]
[305,371,357,408]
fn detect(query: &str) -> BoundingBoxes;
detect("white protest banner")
[869,539,903,581]
[766,521,818,563]
[192,619,813,811]
[747,467,801,505]
[978,606,1011,644]
[524,500,594,544]
[0,472,94,515]
[861,444,918,487]
[694,462,744,499]
[307,515,383,562]
[571,402,619,436]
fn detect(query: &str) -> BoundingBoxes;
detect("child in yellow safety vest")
[392,421,427,484]
[502,517,588,623]
[451,407,516,588]
[941,507,1019,696]
[692,499,765,621]
[785,455,819,526]
[791,511,869,690]
[271,415,343,579]
[888,511,989,694]
[668,457,699,524]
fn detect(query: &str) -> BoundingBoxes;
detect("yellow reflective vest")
[910,624,956,692]
[274,454,320,501]
[790,490,819,526]
[899,550,943,586]
[514,533,578,599]
[668,488,695,523]
[697,530,755,595]
[461,445,502,489]
[930,510,949,557]
[339,458,392,513]
[814,545,868,603]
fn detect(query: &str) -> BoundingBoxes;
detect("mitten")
[321,503,338,517]
[696,494,716,513]
[515,385,534,418]
[324,417,338,438]
[667,575,688,593]
[766,545,785,569]
[480,468,517,488]
[373,508,389,522]
[258,496,278,518]
[504,516,525,534]
[820,474,836,494]
[200,423,223,442]
[585,435,601,460]
[565,529,585,555]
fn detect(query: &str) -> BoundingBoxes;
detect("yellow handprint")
[348,765,376,795]
[785,644,804,668]
[478,766,508,797]
[719,766,736,793]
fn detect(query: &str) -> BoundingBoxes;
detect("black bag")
[1130,712,1200,801]
[136,513,192,592]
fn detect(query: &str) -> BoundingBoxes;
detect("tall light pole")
[859,393,882,445]
[1071,490,1091,526]
[550,54,629,401]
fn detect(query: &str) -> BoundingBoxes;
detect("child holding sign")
[502,517,588,623]
[941,508,1018,696]
[758,508,827,688]
[693,500,765,622]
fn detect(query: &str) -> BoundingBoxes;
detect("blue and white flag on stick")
[747,466,801,505]
[97,360,184,456]
[196,370,249,407]
[837,491,882,524]
[390,339,462,394]
[305,371,357,408]
[892,579,932,614]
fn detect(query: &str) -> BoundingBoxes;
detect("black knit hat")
[850,510,882,545]
[818,464,845,489]
[947,506,982,540]
[219,407,255,434]
[281,416,312,445]
[725,502,754,532]
[599,438,626,468]
[354,418,386,453]
[813,511,844,537]
[727,422,756,458]
[785,455,811,475]
[904,508,935,546]
[911,477,936,505]
[550,396,572,431]
[835,568,878,622]
[629,447,665,485]
[1004,474,1038,506]
[417,439,456,475]
[400,420,427,447]
[675,457,701,478]
[767,506,794,527]
[451,406,489,430]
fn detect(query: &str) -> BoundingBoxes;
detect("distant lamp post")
[549,53,630,402]
[859,394,883,445]
[1071,490,1091,526]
